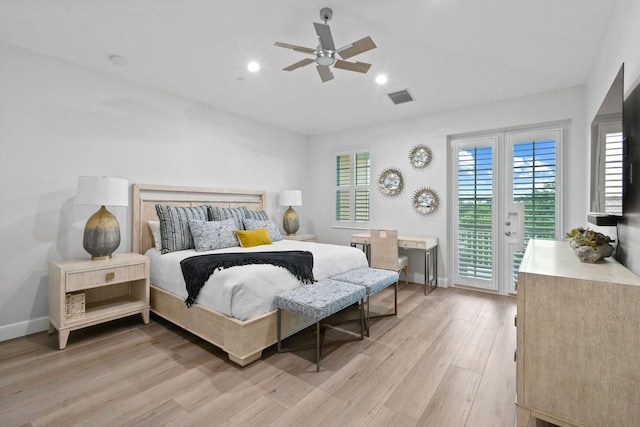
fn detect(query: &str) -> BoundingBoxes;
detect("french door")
[452,127,563,294]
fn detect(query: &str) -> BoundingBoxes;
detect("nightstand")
[48,253,150,350]
[282,234,317,242]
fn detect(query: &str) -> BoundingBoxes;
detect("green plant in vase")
[565,227,615,263]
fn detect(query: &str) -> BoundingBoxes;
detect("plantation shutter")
[354,152,370,222]
[604,131,623,215]
[336,154,351,221]
[335,151,370,223]
[511,139,557,281]
[457,147,493,280]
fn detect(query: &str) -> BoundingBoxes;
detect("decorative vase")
[571,241,614,263]
[569,238,581,250]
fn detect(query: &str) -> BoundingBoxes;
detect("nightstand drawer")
[66,263,146,292]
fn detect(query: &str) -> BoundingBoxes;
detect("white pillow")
[148,221,162,251]
[188,219,240,251]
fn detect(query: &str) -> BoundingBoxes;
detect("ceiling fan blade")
[334,59,372,73]
[337,36,377,59]
[274,42,316,55]
[316,65,334,82]
[283,58,315,71]
[313,22,336,51]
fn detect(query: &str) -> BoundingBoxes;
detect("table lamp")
[76,176,128,260]
[279,190,302,235]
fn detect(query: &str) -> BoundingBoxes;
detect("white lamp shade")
[279,190,302,207]
[76,176,129,206]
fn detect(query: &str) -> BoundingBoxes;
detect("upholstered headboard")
[131,184,266,254]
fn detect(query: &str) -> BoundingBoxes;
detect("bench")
[275,279,367,372]
[330,267,399,336]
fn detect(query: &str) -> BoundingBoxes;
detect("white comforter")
[146,240,368,321]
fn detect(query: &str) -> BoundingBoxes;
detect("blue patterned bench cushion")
[330,267,399,295]
[275,279,366,321]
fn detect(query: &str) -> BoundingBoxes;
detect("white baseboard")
[0,316,49,342]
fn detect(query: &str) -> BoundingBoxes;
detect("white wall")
[4,0,639,341]
[307,86,586,286]
[0,43,309,340]
[585,0,640,276]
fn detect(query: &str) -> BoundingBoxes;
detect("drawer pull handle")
[105,272,115,280]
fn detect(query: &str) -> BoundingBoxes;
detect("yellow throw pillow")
[234,227,273,248]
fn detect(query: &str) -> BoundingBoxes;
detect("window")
[335,151,370,224]
[603,129,623,215]
[511,138,557,283]
[595,122,623,215]
[457,145,494,280]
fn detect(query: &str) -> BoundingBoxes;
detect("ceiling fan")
[274,7,377,83]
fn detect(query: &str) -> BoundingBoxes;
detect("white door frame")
[448,123,565,294]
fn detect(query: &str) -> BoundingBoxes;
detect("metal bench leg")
[316,321,321,372]
[360,299,365,340]
[365,296,371,337]
[394,280,398,315]
[366,281,399,336]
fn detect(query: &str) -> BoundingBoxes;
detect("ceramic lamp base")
[83,205,121,260]
[283,206,300,235]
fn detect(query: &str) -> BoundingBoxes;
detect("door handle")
[505,231,511,236]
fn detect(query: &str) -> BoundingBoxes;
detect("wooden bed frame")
[131,184,313,366]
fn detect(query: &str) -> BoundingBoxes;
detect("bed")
[131,184,368,366]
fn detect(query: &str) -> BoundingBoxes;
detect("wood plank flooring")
[0,285,519,427]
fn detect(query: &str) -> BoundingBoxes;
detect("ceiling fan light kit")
[274,7,377,83]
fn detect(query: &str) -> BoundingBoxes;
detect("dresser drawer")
[66,263,146,292]
[400,240,427,249]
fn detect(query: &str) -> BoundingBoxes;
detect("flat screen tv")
[623,78,639,215]
[618,74,640,273]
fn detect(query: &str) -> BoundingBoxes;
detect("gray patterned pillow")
[245,210,269,221]
[243,218,283,242]
[208,206,249,230]
[188,219,239,251]
[155,204,211,254]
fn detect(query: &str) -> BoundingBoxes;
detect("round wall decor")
[412,187,439,215]
[409,144,433,169]
[377,167,404,196]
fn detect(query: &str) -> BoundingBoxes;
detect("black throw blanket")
[180,250,315,307]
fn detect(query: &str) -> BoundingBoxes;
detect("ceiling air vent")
[387,89,415,105]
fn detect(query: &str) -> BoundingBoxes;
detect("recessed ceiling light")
[109,55,127,66]
[376,74,388,85]
[247,61,260,72]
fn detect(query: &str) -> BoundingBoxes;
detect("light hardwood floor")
[0,285,519,427]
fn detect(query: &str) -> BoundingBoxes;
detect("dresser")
[516,240,640,427]
[49,253,150,349]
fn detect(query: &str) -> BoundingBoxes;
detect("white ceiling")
[0,0,616,136]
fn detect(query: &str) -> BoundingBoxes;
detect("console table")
[350,233,438,295]
[516,239,640,427]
